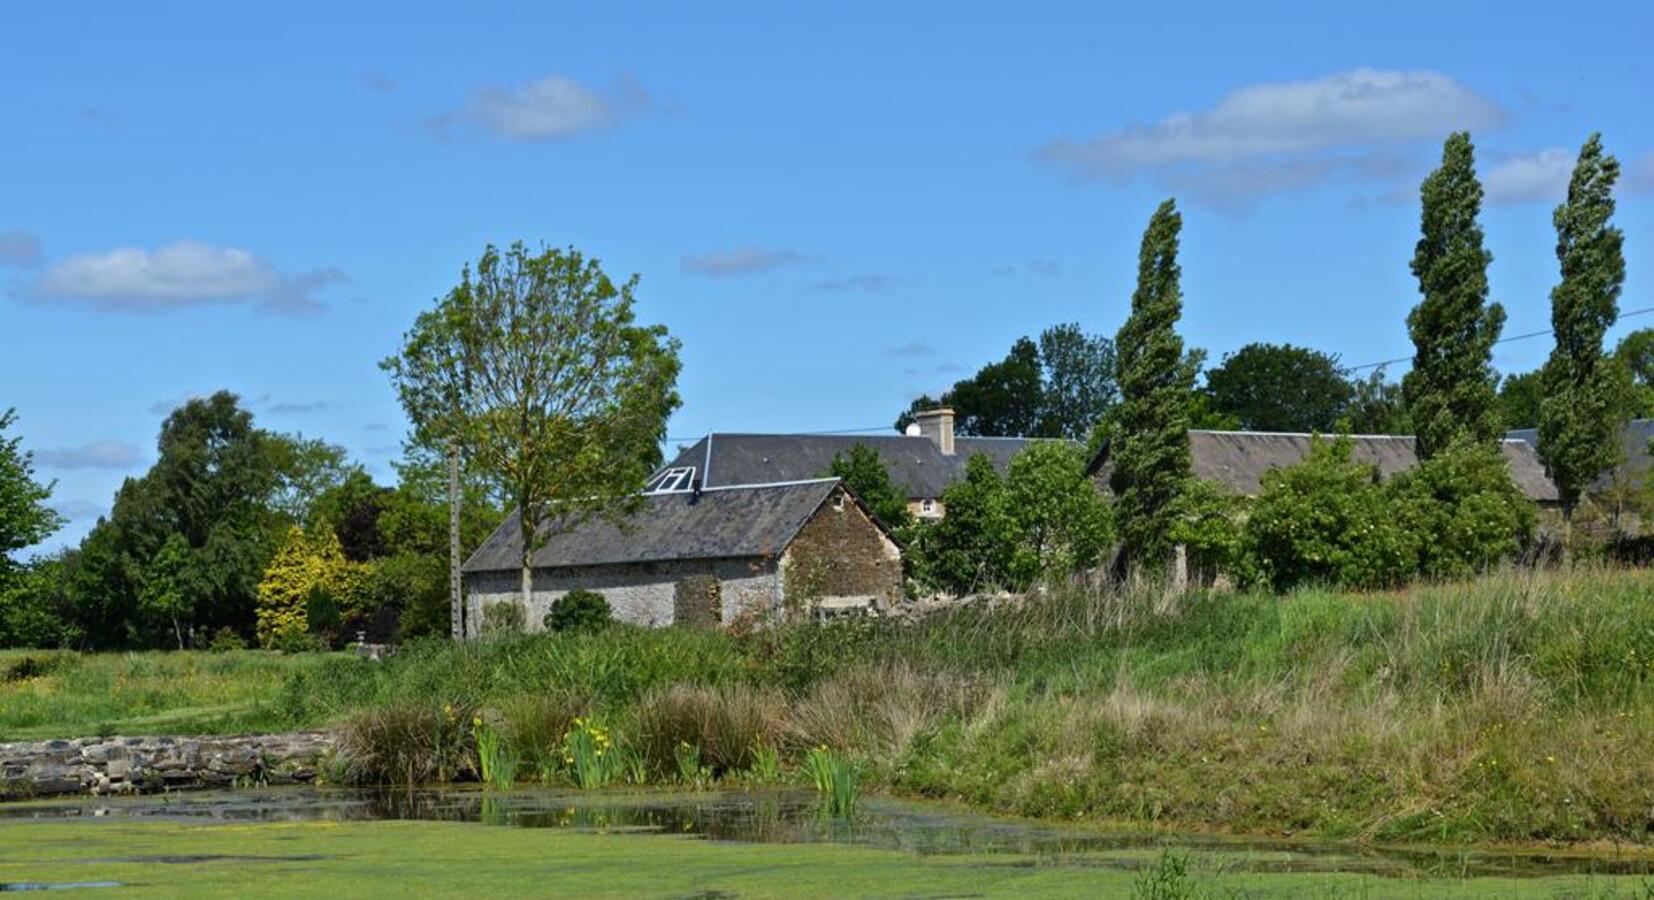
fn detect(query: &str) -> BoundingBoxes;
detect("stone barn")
[461,478,902,634]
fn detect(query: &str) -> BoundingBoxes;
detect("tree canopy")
[1109,199,1194,573]
[1203,342,1353,432]
[1403,132,1505,458]
[424,243,682,610]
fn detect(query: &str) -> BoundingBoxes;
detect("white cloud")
[0,230,42,266]
[1036,68,1506,208]
[1483,148,1573,205]
[429,75,648,142]
[35,440,144,470]
[680,247,816,277]
[34,241,343,314]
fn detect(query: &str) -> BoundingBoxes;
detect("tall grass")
[803,746,859,818]
[13,566,1654,845]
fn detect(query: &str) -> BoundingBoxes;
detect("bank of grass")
[0,649,335,740]
[7,566,1654,847]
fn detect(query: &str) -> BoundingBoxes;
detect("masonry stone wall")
[465,557,781,635]
[781,489,904,612]
[0,732,335,799]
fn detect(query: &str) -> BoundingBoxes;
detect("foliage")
[1035,323,1119,440]
[137,534,192,649]
[544,589,613,634]
[1613,328,1654,406]
[1003,441,1109,584]
[804,745,860,818]
[473,714,518,790]
[1403,132,1506,459]
[0,555,73,649]
[631,682,787,777]
[826,443,912,529]
[1241,436,1417,591]
[255,526,370,649]
[265,433,355,525]
[1497,370,1543,430]
[1166,478,1244,583]
[1388,441,1537,580]
[480,600,526,635]
[893,323,1117,441]
[1343,367,1411,434]
[1202,342,1353,432]
[366,551,447,640]
[1539,134,1627,525]
[906,454,1017,594]
[1109,199,1193,573]
[946,337,1046,438]
[310,470,391,562]
[427,243,682,609]
[68,392,288,648]
[337,700,476,785]
[0,408,63,579]
[1133,850,1201,900]
[560,716,620,788]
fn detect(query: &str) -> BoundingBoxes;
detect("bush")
[630,683,787,776]
[206,627,247,653]
[544,590,613,634]
[1388,440,1538,579]
[369,552,448,640]
[1242,435,1417,590]
[480,600,525,635]
[337,701,477,785]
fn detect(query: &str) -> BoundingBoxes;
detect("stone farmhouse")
[461,478,902,634]
[659,408,1039,521]
[1087,430,1559,507]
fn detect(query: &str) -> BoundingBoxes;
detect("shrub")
[369,552,447,639]
[1242,435,1418,590]
[206,627,247,653]
[631,683,787,776]
[790,661,983,760]
[1388,440,1538,579]
[501,692,587,780]
[480,601,526,635]
[337,701,476,785]
[544,590,613,634]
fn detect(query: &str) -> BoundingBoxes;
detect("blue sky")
[5,0,1653,548]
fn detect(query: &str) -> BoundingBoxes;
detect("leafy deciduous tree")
[1203,342,1353,432]
[826,444,912,530]
[1538,134,1627,538]
[441,243,682,612]
[1403,132,1505,459]
[1109,199,1194,574]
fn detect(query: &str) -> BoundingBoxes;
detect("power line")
[665,424,892,444]
[1344,304,1654,374]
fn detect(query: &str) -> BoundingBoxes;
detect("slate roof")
[660,433,1044,500]
[1089,430,1559,503]
[1507,419,1654,493]
[461,479,846,573]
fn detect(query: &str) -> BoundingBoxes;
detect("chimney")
[914,407,955,455]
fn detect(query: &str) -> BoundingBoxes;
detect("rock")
[1,731,337,799]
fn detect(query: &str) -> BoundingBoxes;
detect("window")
[832,494,845,511]
[644,466,697,494]
[919,499,938,517]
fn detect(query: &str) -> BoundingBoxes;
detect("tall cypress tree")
[1110,199,1193,573]
[1538,134,1625,534]
[1403,132,1505,459]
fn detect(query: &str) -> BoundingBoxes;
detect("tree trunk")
[448,441,463,641]
[1560,501,1573,568]
[519,515,534,616]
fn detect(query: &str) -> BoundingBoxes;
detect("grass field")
[5,566,1654,849]
[4,816,1654,898]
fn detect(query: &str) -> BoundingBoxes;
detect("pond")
[2,787,1651,898]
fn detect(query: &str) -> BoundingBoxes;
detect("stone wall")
[465,557,781,634]
[781,487,904,612]
[0,732,335,799]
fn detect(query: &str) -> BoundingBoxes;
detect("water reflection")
[5,786,1651,881]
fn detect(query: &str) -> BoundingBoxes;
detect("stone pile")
[0,732,336,799]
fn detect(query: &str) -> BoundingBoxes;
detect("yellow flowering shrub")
[255,526,372,649]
